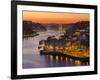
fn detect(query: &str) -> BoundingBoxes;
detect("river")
[22,30,80,69]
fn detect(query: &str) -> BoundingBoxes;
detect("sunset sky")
[23,11,90,24]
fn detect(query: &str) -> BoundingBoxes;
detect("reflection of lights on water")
[60,57,63,60]
[55,56,58,60]
[69,58,73,62]
[65,58,68,61]
[50,55,53,60]
[49,56,61,61]
[46,55,89,66]
[75,60,81,65]
[86,62,89,65]
[82,62,89,65]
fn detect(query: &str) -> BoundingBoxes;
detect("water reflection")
[23,30,89,69]
[40,54,85,67]
[23,52,89,69]
[42,51,89,67]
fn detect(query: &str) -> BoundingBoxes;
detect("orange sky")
[23,11,90,24]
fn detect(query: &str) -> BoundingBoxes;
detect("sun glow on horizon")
[23,11,90,24]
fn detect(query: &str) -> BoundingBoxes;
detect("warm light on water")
[23,30,89,69]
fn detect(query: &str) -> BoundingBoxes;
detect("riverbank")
[23,33,39,38]
[40,50,89,62]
